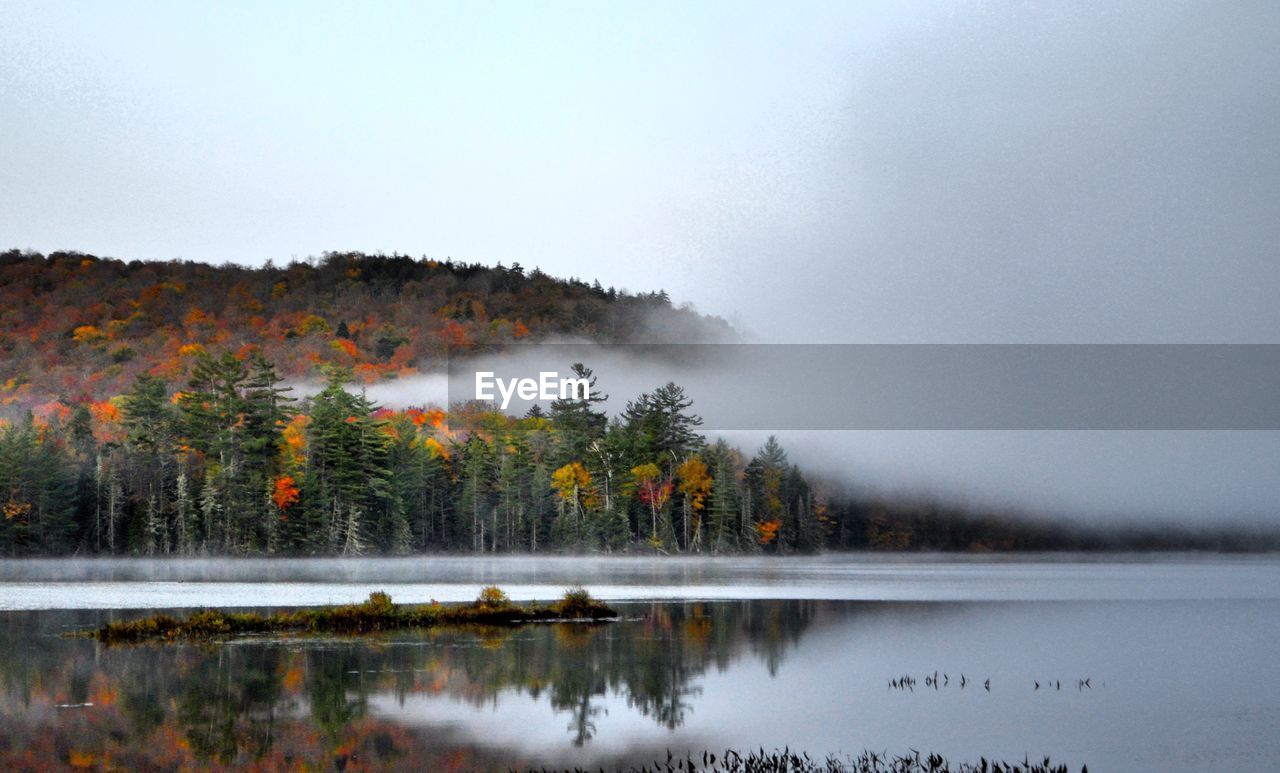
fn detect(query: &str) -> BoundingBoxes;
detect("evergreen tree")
[548,363,608,467]
[745,436,789,552]
[704,440,741,553]
[621,382,703,472]
[121,374,176,554]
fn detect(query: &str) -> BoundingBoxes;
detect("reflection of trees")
[306,646,368,737]
[176,646,285,763]
[0,600,820,766]
[619,612,704,729]
[432,601,816,734]
[743,598,818,677]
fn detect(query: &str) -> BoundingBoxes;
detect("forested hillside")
[2,251,1269,556]
[0,250,732,411]
[1,251,821,556]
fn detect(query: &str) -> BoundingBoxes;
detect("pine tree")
[549,363,608,467]
[746,436,789,552]
[622,382,703,473]
[122,374,177,554]
[705,440,741,553]
[300,368,393,554]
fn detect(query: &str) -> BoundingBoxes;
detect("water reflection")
[0,600,818,769]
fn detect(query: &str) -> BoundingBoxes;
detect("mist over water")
[2,557,1277,771]
[1,555,1276,609]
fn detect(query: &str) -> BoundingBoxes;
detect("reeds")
[528,748,1081,773]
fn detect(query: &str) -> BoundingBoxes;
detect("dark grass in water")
[80,586,616,643]
[526,749,1083,773]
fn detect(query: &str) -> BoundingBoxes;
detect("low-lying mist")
[291,340,1280,531]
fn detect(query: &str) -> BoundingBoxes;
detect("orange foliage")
[272,475,300,511]
[754,518,783,546]
[439,320,472,347]
[0,252,722,411]
[408,408,446,428]
[282,666,305,691]
[183,307,211,326]
[89,400,120,423]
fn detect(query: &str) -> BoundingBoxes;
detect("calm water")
[0,556,1276,771]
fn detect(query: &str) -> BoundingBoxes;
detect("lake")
[0,555,1275,771]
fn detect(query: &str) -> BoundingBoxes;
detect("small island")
[83,586,616,644]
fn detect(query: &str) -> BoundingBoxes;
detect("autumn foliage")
[0,249,732,412]
[754,518,783,546]
[272,475,300,511]
[0,250,856,557]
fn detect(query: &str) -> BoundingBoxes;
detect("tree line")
[0,353,825,556]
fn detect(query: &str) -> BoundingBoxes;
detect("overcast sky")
[4,1,1278,523]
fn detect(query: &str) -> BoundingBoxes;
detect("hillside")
[0,249,732,410]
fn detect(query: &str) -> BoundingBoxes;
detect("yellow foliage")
[677,457,712,511]
[3,501,31,520]
[296,314,330,335]
[280,414,310,467]
[551,461,591,500]
[630,462,660,485]
[72,325,107,344]
[423,436,449,459]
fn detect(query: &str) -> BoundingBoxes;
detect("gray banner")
[445,344,1280,430]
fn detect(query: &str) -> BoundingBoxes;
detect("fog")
[4,1,1278,529]
[662,1,1280,346]
[2,555,1276,608]
[324,340,1280,526]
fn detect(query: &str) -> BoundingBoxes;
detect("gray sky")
[4,1,1278,524]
